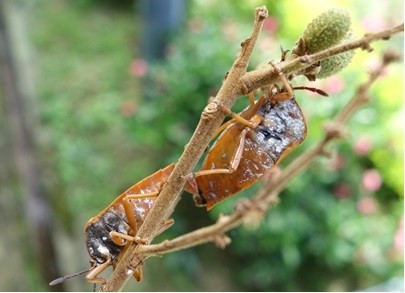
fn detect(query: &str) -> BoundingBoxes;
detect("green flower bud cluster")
[292,9,355,79]
[316,29,356,78]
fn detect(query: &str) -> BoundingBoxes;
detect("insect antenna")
[293,86,329,97]
[49,268,91,286]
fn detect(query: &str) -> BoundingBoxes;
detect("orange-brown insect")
[186,95,307,210]
[49,164,176,286]
[187,62,327,210]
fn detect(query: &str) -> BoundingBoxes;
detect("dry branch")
[100,5,403,291]
[240,23,403,95]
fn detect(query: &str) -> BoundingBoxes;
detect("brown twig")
[239,23,404,95]
[134,50,400,260]
[100,5,403,290]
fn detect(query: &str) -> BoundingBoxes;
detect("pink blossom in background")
[221,20,238,42]
[362,15,388,33]
[262,16,278,32]
[129,58,148,77]
[367,57,381,71]
[328,154,346,171]
[257,35,278,55]
[333,183,352,199]
[367,57,388,77]
[357,197,378,215]
[362,169,383,192]
[394,216,404,254]
[323,76,345,94]
[353,135,373,156]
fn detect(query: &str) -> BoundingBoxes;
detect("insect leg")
[107,192,159,247]
[111,191,161,245]
[247,92,255,108]
[268,60,294,102]
[109,220,174,245]
[109,231,148,245]
[217,104,259,129]
[157,219,175,234]
[86,255,112,285]
[111,192,173,246]
[193,127,249,178]
[133,266,143,282]
[212,91,264,141]
[123,191,160,232]
[212,119,234,139]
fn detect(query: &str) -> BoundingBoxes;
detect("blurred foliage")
[21,0,404,291]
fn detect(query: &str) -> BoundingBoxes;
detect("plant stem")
[240,23,404,94]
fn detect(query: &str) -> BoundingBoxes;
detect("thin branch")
[135,50,400,259]
[239,23,404,95]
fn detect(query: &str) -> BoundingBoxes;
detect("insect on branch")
[100,6,269,292]
[136,50,401,259]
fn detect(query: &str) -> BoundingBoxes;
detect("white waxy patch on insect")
[135,206,146,220]
[126,269,134,275]
[144,198,154,206]
[118,221,130,234]
[256,99,306,158]
[97,244,110,256]
[243,168,255,182]
[133,197,156,221]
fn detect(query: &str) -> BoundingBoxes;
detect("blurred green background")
[0,0,403,291]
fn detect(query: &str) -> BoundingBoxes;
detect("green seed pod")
[302,8,351,54]
[290,9,354,80]
[317,30,356,79]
